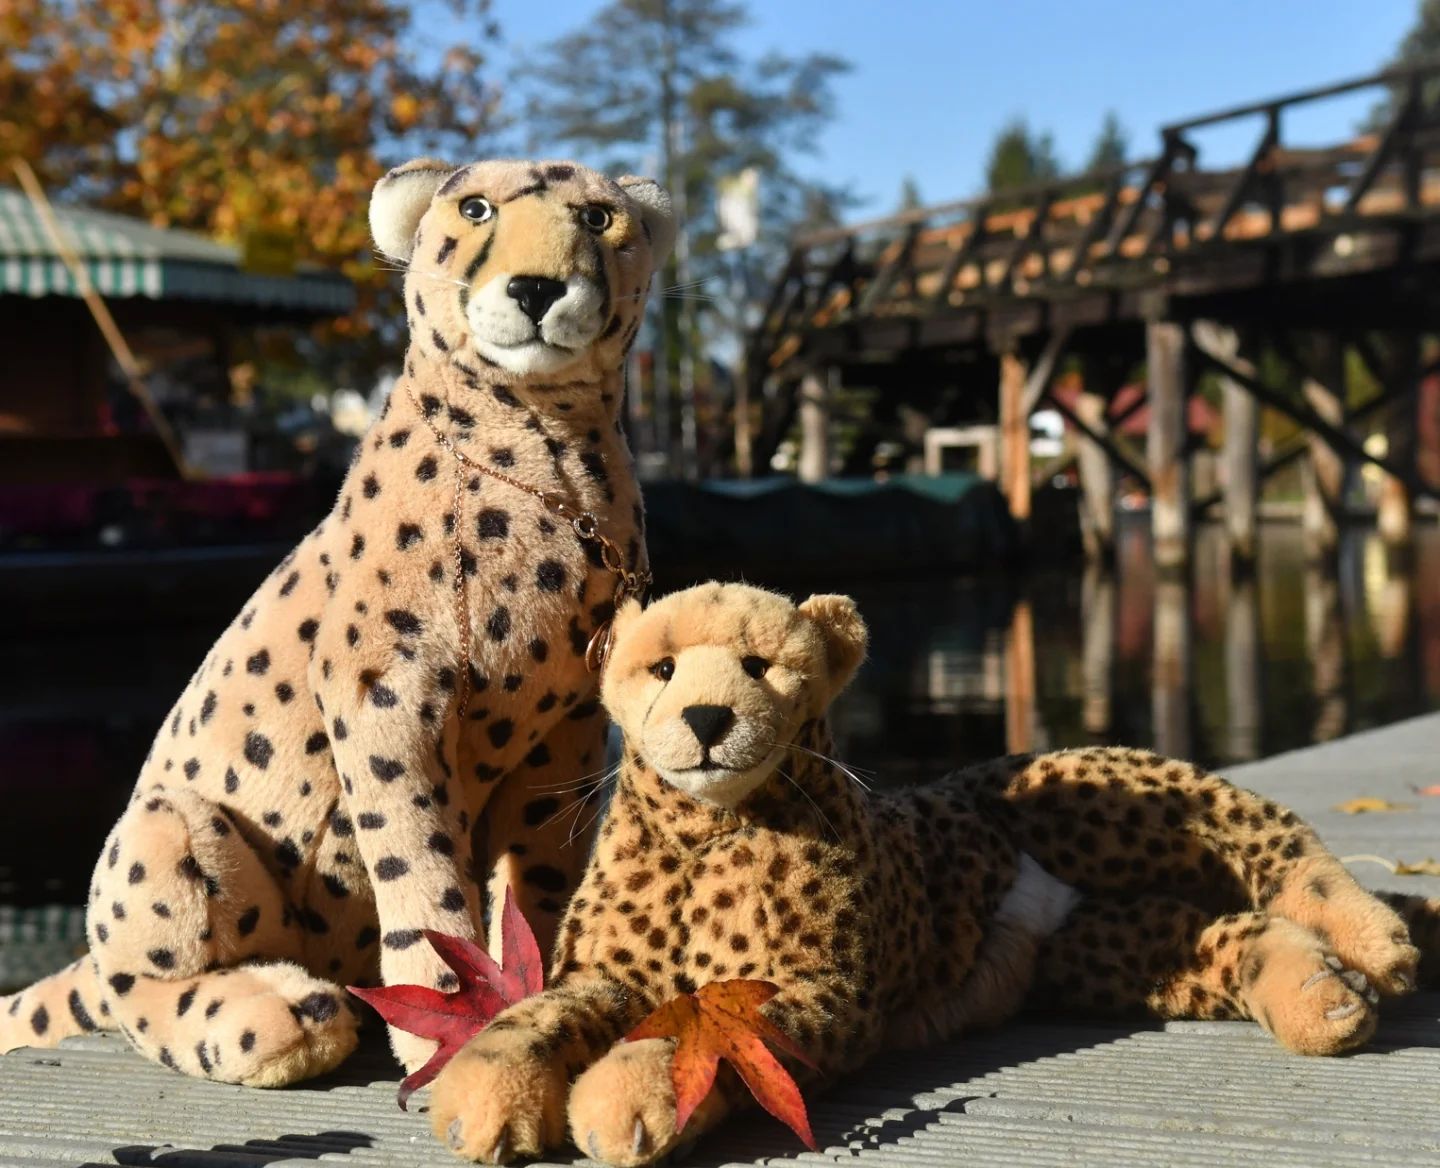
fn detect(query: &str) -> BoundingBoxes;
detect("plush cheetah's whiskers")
[778,767,839,842]
[775,741,874,792]
[565,784,612,850]
[370,254,472,292]
[533,761,621,795]
[537,783,605,831]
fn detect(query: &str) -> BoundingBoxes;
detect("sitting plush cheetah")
[427,582,1439,1167]
[0,158,674,1086]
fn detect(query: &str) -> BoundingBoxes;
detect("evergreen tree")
[518,0,850,447]
[1085,111,1128,173]
[896,175,924,214]
[984,118,1061,196]
[1374,0,1440,120]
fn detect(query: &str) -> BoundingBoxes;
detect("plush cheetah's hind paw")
[122,962,359,1087]
[1244,924,1378,1056]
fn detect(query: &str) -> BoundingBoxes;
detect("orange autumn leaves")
[628,979,818,1149]
[350,902,816,1150]
[3,0,500,346]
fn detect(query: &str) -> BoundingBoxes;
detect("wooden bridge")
[745,60,1440,567]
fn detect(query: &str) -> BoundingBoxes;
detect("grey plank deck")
[2,713,1438,1168]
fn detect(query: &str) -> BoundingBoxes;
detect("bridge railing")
[751,57,1440,380]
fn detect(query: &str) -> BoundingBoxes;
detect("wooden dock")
[1,713,1436,1166]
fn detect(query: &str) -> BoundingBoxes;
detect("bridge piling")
[797,368,832,484]
[1299,336,1349,563]
[999,349,1032,522]
[1074,383,1116,562]
[1201,324,1261,572]
[1146,320,1192,571]
[1379,334,1420,554]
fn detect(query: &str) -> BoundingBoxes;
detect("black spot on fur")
[375,856,410,881]
[244,732,274,769]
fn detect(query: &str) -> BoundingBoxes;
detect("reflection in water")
[1,521,1437,905]
[1306,566,1347,744]
[1223,574,1261,763]
[831,521,1439,789]
[1151,577,1193,761]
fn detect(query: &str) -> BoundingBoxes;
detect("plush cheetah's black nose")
[507,276,567,324]
[681,704,734,748]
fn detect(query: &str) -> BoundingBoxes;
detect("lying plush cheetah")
[428,582,1439,1167]
[0,158,674,1085]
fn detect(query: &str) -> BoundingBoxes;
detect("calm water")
[2,520,1436,904]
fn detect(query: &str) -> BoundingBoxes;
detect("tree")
[984,118,1061,196]
[516,0,850,470]
[1,0,502,376]
[1085,112,1128,173]
[896,175,924,215]
[1372,0,1440,120]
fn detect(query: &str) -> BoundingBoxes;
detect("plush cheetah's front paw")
[1245,925,1378,1055]
[567,1039,681,1167]
[429,1029,567,1164]
[567,1038,731,1167]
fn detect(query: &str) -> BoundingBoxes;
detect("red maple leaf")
[347,887,544,1109]
[626,979,817,1150]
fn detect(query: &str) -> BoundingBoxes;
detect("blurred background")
[2,0,1439,954]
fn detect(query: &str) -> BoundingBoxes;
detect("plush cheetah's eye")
[579,204,613,232]
[459,196,494,223]
[649,657,675,682]
[741,656,770,680]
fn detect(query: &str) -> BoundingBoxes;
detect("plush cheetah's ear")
[610,595,645,640]
[370,159,457,261]
[797,594,867,697]
[616,176,676,264]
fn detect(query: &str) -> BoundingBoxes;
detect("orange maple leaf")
[626,979,818,1150]
[347,887,543,1109]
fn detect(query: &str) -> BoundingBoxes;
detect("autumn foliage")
[348,888,544,1110]
[351,899,816,1151]
[628,978,817,1149]
[1,0,501,362]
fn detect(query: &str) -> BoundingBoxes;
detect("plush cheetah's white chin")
[472,336,581,376]
[656,745,786,810]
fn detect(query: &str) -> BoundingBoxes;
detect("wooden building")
[0,188,354,485]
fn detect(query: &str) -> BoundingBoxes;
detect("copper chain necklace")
[407,387,650,717]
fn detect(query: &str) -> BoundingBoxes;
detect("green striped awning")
[0,188,355,314]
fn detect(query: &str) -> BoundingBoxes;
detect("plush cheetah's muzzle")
[644,695,791,809]
[466,270,607,376]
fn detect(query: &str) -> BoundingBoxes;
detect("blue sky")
[489,0,1420,217]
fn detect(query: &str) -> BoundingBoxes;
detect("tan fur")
[0,158,672,1085]
[424,582,1440,1166]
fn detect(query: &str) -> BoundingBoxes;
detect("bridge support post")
[1299,336,1349,562]
[999,350,1031,522]
[1074,382,1115,562]
[797,368,831,484]
[1203,324,1260,571]
[1146,320,1191,571]
[1379,334,1419,553]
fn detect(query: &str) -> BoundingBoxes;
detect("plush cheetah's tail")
[0,956,111,1054]
[1374,894,1440,988]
